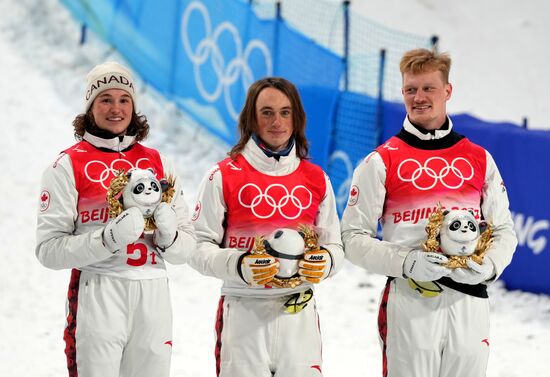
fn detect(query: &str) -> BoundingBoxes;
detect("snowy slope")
[1,1,549,376]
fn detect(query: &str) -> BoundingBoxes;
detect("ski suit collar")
[251,133,295,160]
[403,116,453,140]
[83,131,136,152]
[241,138,300,175]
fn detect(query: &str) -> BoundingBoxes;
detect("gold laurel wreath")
[422,203,493,269]
[250,224,320,288]
[106,169,176,231]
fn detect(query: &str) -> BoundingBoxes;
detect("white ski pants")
[215,293,323,377]
[64,270,173,377]
[379,278,490,377]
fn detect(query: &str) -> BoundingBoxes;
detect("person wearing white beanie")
[35,61,197,377]
[71,61,145,144]
[84,61,137,111]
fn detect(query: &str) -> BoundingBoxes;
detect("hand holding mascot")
[106,168,177,252]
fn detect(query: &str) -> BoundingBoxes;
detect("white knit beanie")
[84,61,136,111]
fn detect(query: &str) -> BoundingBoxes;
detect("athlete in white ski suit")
[341,49,517,377]
[189,78,344,377]
[36,62,196,377]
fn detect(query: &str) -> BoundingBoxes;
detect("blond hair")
[400,48,452,83]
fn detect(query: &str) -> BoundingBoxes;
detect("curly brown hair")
[228,77,309,159]
[72,108,150,141]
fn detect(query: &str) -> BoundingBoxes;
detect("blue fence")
[63,0,343,154]
[61,0,550,295]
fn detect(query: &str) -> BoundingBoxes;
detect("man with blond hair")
[341,49,517,377]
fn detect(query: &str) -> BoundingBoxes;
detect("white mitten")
[298,248,332,284]
[103,207,145,253]
[449,258,495,285]
[153,203,178,250]
[239,253,279,286]
[403,250,451,281]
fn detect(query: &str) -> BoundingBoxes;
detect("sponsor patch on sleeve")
[192,201,201,221]
[40,190,51,212]
[348,185,359,206]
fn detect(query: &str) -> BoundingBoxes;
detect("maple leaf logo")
[40,190,51,212]
[192,201,201,221]
[348,185,359,206]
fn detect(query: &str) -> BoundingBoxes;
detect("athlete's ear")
[445,82,452,100]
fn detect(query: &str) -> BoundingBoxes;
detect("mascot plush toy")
[422,205,493,269]
[439,209,480,256]
[410,206,494,297]
[106,168,175,231]
[121,168,163,218]
[246,224,325,289]
[264,228,306,279]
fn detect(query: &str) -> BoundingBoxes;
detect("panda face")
[122,168,163,218]
[132,180,160,196]
[439,210,479,256]
[448,218,478,238]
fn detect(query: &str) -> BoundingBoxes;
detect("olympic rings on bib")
[397,156,474,190]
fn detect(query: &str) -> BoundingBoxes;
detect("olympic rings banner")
[61,0,343,146]
[172,0,343,144]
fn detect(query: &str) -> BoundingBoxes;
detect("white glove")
[153,203,178,250]
[298,248,332,284]
[239,253,279,286]
[449,258,495,285]
[403,250,451,281]
[103,207,145,253]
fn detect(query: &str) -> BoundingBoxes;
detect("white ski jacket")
[190,139,344,297]
[36,132,196,279]
[341,117,517,282]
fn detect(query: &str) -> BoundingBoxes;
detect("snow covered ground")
[1,1,549,376]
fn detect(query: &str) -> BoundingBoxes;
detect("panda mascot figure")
[260,227,320,313]
[422,205,494,269]
[264,228,305,279]
[410,206,494,296]
[106,168,175,231]
[439,210,480,256]
[121,168,163,218]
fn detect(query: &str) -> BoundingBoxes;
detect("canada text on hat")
[85,62,136,111]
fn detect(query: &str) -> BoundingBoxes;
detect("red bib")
[377,137,486,225]
[64,141,164,226]
[219,154,326,251]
